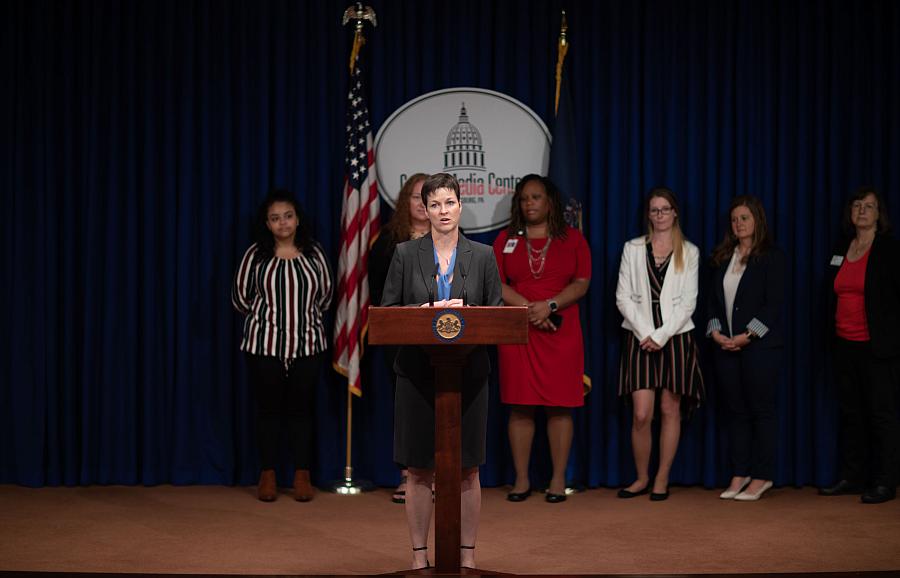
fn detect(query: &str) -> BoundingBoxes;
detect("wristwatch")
[548,299,559,313]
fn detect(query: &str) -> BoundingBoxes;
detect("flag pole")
[554,10,568,116]
[329,2,378,496]
[550,8,586,496]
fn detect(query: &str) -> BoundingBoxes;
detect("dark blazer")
[707,246,786,349]
[381,232,503,382]
[826,233,900,359]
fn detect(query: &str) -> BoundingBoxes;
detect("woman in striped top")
[615,188,704,501]
[232,190,333,502]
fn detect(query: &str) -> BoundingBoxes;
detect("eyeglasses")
[852,202,878,213]
[649,207,673,217]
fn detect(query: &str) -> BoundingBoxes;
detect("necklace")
[849,237,873,260]
[526,235,552,279]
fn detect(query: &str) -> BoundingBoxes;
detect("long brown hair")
[645,187,685,272]
[382,173,428,244]
[506,174,568,239]
[711,195,772,266]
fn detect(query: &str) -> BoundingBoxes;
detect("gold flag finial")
[554,10,569,116]
[560,9,568,47]
[342,3,378,76]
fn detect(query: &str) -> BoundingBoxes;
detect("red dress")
[493,227,592,407]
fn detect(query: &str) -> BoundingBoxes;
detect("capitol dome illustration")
[444,103,485,171]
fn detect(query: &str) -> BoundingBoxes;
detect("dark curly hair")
[506,174,568,240]
[252,189,314,259]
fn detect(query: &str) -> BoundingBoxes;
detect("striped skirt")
[618,329,705,410]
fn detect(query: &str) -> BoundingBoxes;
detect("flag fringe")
[349,30,365,75]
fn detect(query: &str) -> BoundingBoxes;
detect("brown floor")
[0,485,899,575]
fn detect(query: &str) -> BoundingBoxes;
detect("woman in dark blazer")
[707,195,785,501]
[819,187,900,504]
[381,173,503,569]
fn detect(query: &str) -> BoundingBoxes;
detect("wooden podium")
[368,306,528,574]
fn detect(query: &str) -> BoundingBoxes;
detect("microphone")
[459,260,469,306]
[429,262,439,307]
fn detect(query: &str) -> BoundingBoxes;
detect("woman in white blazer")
[615,188,705,501]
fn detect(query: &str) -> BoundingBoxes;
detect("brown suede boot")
[257,469,277,502]
[293,469,315,502]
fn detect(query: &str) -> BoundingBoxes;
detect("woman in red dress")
[493,175,591,503]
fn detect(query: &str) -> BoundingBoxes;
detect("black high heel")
[412,546,430,569]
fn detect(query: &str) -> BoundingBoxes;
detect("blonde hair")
[645,187,685,272]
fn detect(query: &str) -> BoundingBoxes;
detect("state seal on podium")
[432,310,465,342]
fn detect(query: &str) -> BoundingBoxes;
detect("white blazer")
[615,236,699,347]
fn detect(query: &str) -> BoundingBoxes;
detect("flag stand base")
[328,467,375,495]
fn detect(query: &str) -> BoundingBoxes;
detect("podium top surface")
[368,306,528,346]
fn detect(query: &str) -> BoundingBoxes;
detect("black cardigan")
[826,233,900,359]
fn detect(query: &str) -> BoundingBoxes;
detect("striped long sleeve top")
[232,242,334,360]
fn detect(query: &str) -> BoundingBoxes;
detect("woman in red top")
[493,175,591,503]
[820,187,900,504]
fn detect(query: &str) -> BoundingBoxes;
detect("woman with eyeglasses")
[616,187,704,501]
[707,195,785,501]
[819,187,899,504]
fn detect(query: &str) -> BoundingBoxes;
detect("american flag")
[333,59,379,397]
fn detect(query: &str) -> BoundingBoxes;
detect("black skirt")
[393,374,488,470]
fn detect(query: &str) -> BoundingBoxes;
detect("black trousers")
[245,352,322,471]
[714,346,782,480]
[834,338,900,487]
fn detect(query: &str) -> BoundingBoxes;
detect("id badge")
[503,238,519,254]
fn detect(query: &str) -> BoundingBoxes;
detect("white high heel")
[734,480,773,501]
[719,476,751,499]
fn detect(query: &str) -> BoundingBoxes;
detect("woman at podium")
[381,172,503,569]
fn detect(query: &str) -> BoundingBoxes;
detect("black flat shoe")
[545,492,567,503]
[650,490,669,501]
[819,479,863,496]
[507,488,532,502]
[861,485,896,504]
[617,486,650,499]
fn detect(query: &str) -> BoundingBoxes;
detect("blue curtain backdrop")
[3,0,899,488]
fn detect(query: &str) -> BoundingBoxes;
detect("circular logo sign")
[375,88,550,233]
[432,310,465,342]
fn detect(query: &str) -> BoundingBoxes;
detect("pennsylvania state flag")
[548,12,583,233]
[549,11,592,394]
